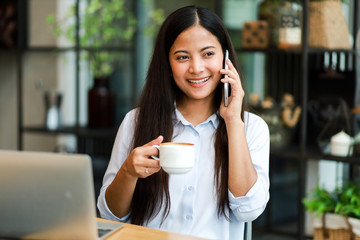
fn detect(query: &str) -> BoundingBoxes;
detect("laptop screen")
[0,150,99,240]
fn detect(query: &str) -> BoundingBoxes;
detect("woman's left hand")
[219,58,245,122]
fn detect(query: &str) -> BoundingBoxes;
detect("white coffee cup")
[152,142,195,174]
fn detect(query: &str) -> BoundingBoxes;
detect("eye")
[204,51,215,57]
[176,55,189,61]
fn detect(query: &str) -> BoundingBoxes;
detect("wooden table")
[97,218,210,240]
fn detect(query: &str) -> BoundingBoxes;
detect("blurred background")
[0,0,359,239]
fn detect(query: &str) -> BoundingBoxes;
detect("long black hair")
[129,5,246,225]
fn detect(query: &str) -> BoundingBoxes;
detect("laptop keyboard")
[98,228,112,238]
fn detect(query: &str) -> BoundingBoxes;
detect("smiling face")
[169,24,224,105]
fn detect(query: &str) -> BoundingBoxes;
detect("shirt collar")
[174,107,219,129]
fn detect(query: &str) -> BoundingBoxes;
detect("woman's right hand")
[105,135,163,218]
[121,135,163,178]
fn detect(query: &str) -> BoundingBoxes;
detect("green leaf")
[46,15,55,24]
[46,0,163,77]
[303,185,337,216]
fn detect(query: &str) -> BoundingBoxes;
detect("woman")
[97,5,270,240]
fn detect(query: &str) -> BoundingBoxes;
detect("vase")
[88,77,116,128]
[44,90,62,130]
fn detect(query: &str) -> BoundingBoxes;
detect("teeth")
[187,77,210,84]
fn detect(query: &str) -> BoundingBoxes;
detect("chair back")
[244,222,252,240]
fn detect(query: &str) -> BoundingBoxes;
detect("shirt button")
[187,186,194,191]
[186,215,193,220]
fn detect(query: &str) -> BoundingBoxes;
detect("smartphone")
[223,49,229,107]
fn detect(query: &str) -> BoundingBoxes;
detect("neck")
[176,96,216,126]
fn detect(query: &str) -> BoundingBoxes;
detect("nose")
[189,56,204,74]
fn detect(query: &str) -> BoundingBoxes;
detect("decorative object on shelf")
[308,0,351,49]
[242,21,269,49]
[251,93,300,149]
[88,76,116,128]
[318,60,345,80]
[303,181,360,240]
[44,90,62,130]
[258,0,280,48]
[253,97,283,149]
[330,131,353,157]
[0,1,17,48]
[280,92,301,128]
[309,96,352,154]
[276,0,302,49]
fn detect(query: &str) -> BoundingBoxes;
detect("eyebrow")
[173,46,216,55]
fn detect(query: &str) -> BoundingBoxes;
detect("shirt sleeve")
[228,112,270,222]
[97,109,137,221]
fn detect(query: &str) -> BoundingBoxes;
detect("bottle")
[277,0,302,49]
[88,77,116,128]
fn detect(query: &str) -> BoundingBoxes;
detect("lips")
[187,76,210,85]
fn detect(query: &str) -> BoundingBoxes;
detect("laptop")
[0,150,123,240]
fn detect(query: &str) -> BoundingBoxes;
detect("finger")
[131,149,160,168]
[146,166,161,175]
[143,157,161,168]
[226,58,235,69]
[221,71,239,84]
[221,59,240,81]
[221,76,236,86]
[143,135,164,147]
[142,144,161,159]
[129,146,158,165]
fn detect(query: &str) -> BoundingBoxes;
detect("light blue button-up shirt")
[97,108,270,240]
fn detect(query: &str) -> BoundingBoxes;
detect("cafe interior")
[1,0,360,239]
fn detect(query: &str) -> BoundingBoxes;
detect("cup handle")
[151,145,160,161]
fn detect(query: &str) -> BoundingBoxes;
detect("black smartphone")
[224,49,229,107]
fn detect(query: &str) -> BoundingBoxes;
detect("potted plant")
[335,182,360,218]
[303,186,337,216]
[46,0,164,128]
[47,0,138,77]
[303,181,360,240]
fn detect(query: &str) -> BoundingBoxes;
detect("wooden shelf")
[235,47,302,54]
[271,146,360,163]
[304,148,360,164]
[235,47,356,54]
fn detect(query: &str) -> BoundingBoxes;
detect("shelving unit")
[300,0,359,238]
[8,0,138,202]
[14,0,137,156]
[232,1,360,239]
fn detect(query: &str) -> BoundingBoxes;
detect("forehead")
[170,25,221,52]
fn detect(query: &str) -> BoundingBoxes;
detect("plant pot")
[313,213,360,240]
[349,217,360,240]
